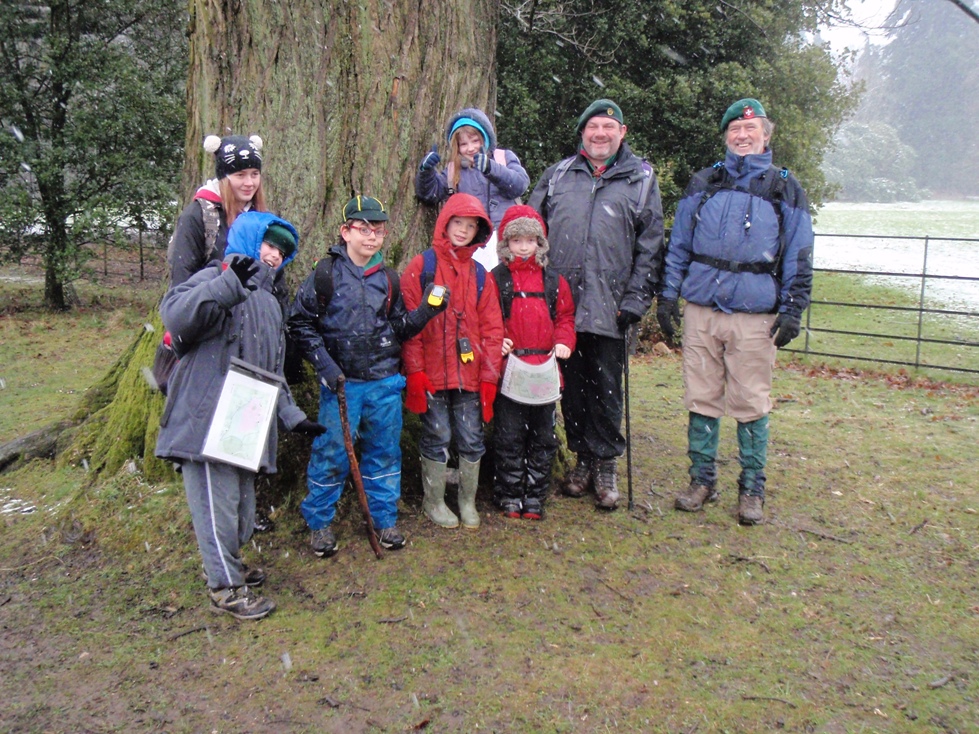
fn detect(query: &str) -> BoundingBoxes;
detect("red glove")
[406,372,435,414]
[480,381,497,423]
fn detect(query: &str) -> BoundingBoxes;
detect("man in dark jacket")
[528,99,665,510]
[657,98,814,525]
[288,196,448,557]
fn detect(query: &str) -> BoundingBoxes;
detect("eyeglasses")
[346,222,387,238]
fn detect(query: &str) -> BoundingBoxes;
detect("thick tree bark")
[184,0,501,271]
[45,0,502,481]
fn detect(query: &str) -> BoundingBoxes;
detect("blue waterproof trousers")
[302,373,406,531]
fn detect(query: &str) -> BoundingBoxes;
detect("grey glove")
[656,299,681,343]
[472,152,490,174]
[229,256,259,291]
[419,145,440,172]
[770,313,801,348]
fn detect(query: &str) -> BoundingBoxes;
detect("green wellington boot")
[421,456,459,528]
[457,458,481,529]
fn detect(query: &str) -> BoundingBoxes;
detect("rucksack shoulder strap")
[546,156,577,200]
[542,267,561,322]
[491,263,514,320]
[197,198,222,262]
[383,266,400,316]
[313,254,338,315]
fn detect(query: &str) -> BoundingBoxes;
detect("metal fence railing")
[787,233,979,375]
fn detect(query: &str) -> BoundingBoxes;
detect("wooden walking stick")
[335,377,383,559]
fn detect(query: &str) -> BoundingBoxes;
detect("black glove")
[472,152,490,174]
[418,145,440,172]
[293,418,327,437]
[420,282,450,315]
[229,256,259,291]
[656,298,681,343]
[616,309,642,333]
[770,313,801,348]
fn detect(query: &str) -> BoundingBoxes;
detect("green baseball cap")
[342,195,389,222]
[720,98,767,132]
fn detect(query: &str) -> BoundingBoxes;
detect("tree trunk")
[184,0,501,272]
[45,0,502,482]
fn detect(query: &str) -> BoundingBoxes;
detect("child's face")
[259,241,283,269]
[341,219,387,266]
[226,168,261,204]
[507,234,538,261]
[446,216,480,247]
[456,128,483,161]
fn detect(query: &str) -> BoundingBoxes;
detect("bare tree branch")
[945,0,979,24]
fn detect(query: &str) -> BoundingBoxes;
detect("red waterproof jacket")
[402,193,504,391]
[499,256,576,385]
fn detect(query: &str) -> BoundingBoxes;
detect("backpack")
[418,247,486,303]
[198,199,222,262]
[689,162,789,276]
[546,155,656,211]
[312,252,401,317]
[491,263,561,322]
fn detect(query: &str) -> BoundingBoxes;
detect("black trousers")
[492,395,558,502]
[561,332,625,460]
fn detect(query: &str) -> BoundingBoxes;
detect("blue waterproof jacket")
[288,245,432,383]
[414,107,530,228]
[661,149,813,318]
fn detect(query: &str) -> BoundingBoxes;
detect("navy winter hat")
[720,98,767,132]
[204,134,264,178]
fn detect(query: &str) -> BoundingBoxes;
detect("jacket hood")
[225,210,299,270]
[723,148,773,183]
[445,108,497,152]
[433,193,493,258]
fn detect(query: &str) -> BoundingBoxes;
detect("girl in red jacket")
[402,194,505,531]
[489,206,576,520]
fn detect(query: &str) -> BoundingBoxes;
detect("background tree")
[0,0,187,309]
[822,121,921,202]
[838,0,979,199]
[496,0,857,215]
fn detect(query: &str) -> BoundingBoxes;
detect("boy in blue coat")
[288,196,448,557]
[157,210,326,619]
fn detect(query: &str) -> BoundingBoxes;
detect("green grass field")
[1,278,978,732]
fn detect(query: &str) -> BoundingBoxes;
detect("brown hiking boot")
[562,454,594,498]
[674,482,718,512]
[738,494,764,525]
[593,459,619,510]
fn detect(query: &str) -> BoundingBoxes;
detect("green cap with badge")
[342,195,389,222]
[720,98,767,132]
[576,99,624,134]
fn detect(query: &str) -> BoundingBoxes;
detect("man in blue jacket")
[658,98,813,525]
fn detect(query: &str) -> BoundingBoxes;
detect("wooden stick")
[336,378,383,559]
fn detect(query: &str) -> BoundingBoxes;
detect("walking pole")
[624,329,634,511]
[335,377,384,559]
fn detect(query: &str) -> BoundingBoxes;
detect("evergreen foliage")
[0,0,186,309]
[495,0,856,216]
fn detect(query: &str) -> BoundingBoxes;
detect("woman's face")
[455,128,484,161]
[226,168,262,203]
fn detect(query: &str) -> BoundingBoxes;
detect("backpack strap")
[491,263,560,322]
[316,255,400,317]
[690,163,789,279]
[197,198,221,263]
[546,156,576,201]
[424,248,484,303]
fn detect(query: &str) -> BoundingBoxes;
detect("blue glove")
[473,152,490,174]
[419,145,440,172]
